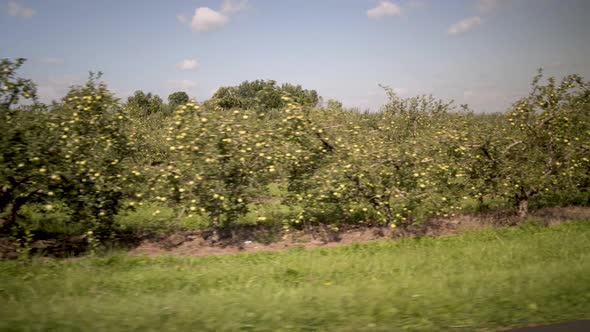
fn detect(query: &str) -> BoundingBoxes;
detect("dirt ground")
[129,206,590,257]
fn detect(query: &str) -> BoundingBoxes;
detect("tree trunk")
[1,199,22,233]
[5,195,28,230]
[0,185,11,212]
[0,189,42,233]
[477,195,488,211]
[382,204,393,225]
[517,198,529,218]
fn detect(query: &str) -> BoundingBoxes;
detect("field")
[1,220,589,332]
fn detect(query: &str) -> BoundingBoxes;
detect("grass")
[114,203,211,234]
[1,221,590,331]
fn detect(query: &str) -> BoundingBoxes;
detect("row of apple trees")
[0,59,133,238]
[1,58,589,240]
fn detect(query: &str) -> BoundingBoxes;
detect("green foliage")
[126,90,165,117]
[51,73,132,234]
[143,99,289,228]
[284,91,468,226]
[280,82,319,107]
[1,60,133,239]
[466,70,590,216]
[167,91,189,111]
[1,59,58,231]
[207,79,319,112]
[0,58,37,108]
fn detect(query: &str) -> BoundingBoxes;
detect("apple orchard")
[1,58,589,242]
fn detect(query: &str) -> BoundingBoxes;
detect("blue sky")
[1,0,589,112]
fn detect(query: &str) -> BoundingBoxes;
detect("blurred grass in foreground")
[1,220,589,331]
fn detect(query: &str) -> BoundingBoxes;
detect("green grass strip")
[1,221,589,331]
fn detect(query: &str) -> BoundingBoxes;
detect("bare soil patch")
[129,206,590,257]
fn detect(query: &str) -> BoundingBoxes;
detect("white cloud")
[191,7,229,32]
[7,1,35,19]
[176,59,199,71]
[41,57,64,65]
[168,80,197,91]
[221,0,248,14]
[367,1,402,19]
[447,16,483,35]
[179,1,249,33]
